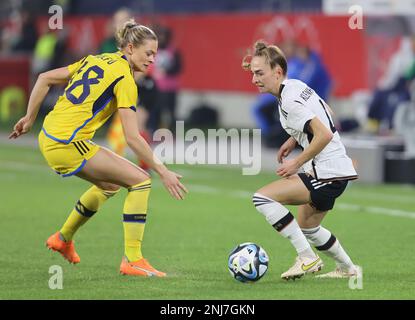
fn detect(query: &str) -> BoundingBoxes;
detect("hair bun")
[115,20,157,50]
[255,41,267,51]
[121,19,137,37]
[125,21,137,29]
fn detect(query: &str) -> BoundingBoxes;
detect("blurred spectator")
[137,72,159,116]
[293,44,332,101]
[366,36,415,134]
[251,93,290,148]
[151,25,182,133]
[11,10,38,53]
[33,27,69,118]
[103,8,133,157]
[32,27,68,77]
[393,79,415,158]
[99,7,132,54]
[284,40,304,80]
[1,9,37,54]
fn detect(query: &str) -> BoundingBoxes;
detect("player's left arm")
[9,66,71,139]
[119,108,188,200]
[277,117,333,177]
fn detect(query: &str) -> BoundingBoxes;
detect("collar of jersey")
[278,80,287,98]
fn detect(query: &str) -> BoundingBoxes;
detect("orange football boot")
[46,231,80,264]
[119,256,166,277]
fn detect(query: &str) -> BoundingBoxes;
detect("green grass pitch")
[1,142,414,299]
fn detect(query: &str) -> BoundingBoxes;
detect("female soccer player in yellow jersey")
[9,20,188,277]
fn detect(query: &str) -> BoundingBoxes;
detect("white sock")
[253,193,317,259]
[302,226,354,270]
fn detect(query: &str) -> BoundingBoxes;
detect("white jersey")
[278,79,358,181]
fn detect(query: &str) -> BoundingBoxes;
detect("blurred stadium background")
[1,0,415,300]
[2,0,415,183]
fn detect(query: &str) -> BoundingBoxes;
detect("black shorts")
[298,173,348,211]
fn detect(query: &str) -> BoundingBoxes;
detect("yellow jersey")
[42,51,137,144]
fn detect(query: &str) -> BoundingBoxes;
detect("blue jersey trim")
[56,159,87,177]
[42,127,69,144]
[41,96,112,144]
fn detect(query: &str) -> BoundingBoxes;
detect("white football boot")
[281,255,324,280]
[316,265,362,279]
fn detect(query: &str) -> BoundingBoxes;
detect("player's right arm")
[9,66,71,139]
[277,137,297,164]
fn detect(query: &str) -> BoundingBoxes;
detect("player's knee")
[252,192,292,227]
[252,192,267,209]
[103,187,121,197]
[140,178,151,187]
[127,178,152,191]
[255,187,287,205]
[102,183,120,191]
[96,182,121,196]
[252,192,279,211]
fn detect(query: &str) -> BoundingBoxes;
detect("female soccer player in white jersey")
[9,20,187,277]
[243,41,361,280]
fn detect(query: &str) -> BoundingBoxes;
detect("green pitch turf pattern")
[1,143,414,300]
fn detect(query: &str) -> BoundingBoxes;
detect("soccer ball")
[228,242,269,282]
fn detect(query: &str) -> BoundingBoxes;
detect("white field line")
[184,184,415,220]
[336,203,415,220]
[0,161,48,172]
[178,168,415,204]
[2,160,415,220]
[345,190,415,204]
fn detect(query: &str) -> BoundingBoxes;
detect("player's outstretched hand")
[9,116,33,139]
[160,170,188,200]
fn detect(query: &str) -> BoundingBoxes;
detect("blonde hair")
[242,40,287,75]
[115,19,157,49]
